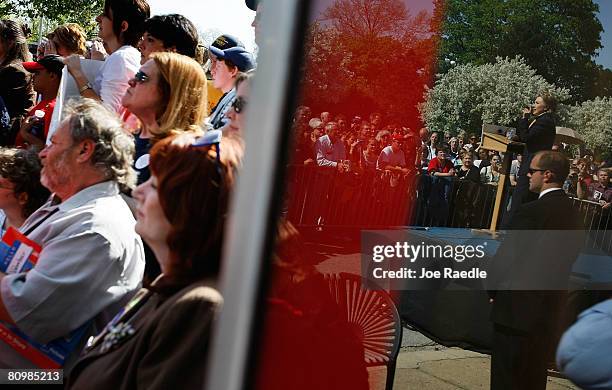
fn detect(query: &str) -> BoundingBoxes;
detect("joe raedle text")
[369,241,488,282]
[372,267,487,280]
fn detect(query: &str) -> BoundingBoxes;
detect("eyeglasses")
[528,168,548,175]
[232,97,247,114]
[132,71,149,84]
[192,130,223,171]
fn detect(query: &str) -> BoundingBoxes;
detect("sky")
[147,0,256,51]
[595,0,612,69]
[148,0,611,69]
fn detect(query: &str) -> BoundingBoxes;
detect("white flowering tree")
[419,56,570,135]
[568,97,612,159]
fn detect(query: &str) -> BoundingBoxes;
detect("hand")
[19,116,41,138]
[522,107,532,117]
[43,40,57,56]
[89,41,107,61]
[36,42,46,60]
[63,54,83,77]
[489,298,494,304]
[601,201,610,210]
[20,116,41,131]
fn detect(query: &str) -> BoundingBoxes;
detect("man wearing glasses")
[489,150,583,390]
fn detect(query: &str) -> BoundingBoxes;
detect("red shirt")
[427,157,454,174]
[15,98,56,148]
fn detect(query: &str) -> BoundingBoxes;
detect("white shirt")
[315,135,346,168]
[377,146,406,170]
[539,187,563,199]
[93,46,140,114]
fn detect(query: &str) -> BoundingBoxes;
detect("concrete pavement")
[367,330,579,390]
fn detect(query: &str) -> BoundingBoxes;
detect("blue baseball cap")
[211,34,244,51]
[209,46,256,72]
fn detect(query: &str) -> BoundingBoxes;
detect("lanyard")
[22,208,59,236]
[84,287,153,352]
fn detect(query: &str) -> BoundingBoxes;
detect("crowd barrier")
[285,165,501,229]
[285,165,611,252]
[570,197,612,252]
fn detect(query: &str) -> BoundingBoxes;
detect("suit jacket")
[517,112,556,175]
[490,190,584,332]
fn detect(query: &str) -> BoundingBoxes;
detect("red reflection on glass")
[254,1,443,389]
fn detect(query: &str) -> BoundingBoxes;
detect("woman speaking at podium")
[504,93,557,226]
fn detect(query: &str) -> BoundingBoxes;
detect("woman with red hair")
[67,130,236,389]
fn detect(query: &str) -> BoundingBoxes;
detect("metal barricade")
[285,165,505,229]
[569,197,612,252]
[285,165,610,248]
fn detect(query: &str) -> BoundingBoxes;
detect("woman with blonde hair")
[122,51,207,184]
[43,23,87,57]
[122,51,207,283]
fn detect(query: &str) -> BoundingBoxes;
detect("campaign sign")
[0,227,88,368]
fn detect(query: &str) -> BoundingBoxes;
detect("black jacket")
[489,190,584,332]
[517,112,555,175]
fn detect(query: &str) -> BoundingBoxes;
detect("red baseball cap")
[22,55,64,76]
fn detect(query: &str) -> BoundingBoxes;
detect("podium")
[480,131,525,232]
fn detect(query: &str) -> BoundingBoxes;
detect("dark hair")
[0,19,32,67]
[534,150,569,184]
[538,91,558,113]
[0,148,50,218]
[222,58,238,73]
[149,132,236,278]
[104,0,150,47]
[143,14,198,59]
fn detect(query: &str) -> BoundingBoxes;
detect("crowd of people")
[0,0,375,388]
[0,0,262,387]
[288,105,611,228]
[0,0,609,388]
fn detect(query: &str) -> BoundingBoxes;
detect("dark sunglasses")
[132,71,149,84]
[232,97,247,114]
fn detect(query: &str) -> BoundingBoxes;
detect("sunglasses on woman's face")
[232,97,247,114]
[132,71,149,84]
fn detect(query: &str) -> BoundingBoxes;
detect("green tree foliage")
[568,97,612,159]
[420,56,570,135]
[438,0,604,103]
[11,0,102,37]
[0,1,13,18]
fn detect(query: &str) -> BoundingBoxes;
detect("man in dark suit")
[489,150,584,390]
[503,93,557,227]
